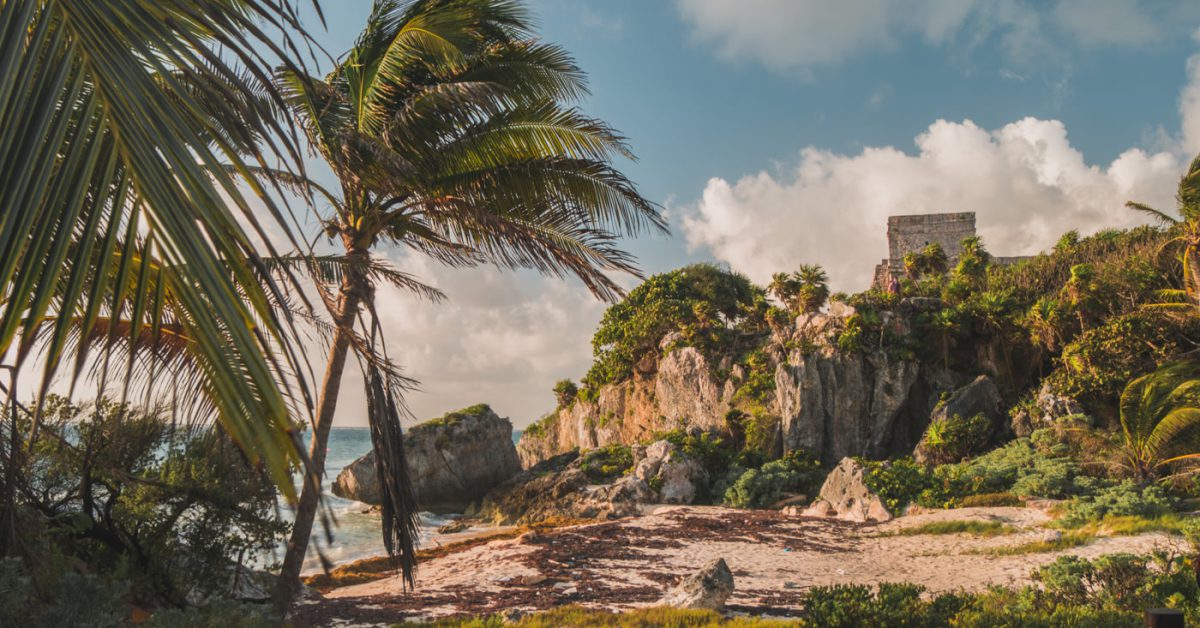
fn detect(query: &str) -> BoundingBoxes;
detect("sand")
[293,505,1182,626]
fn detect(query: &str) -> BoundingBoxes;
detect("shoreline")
[292,504,1182,625]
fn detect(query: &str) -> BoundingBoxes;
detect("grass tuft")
[396,605,788,627]
[969,531,1092,556]
[883,519,1017,538]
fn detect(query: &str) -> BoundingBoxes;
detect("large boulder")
[801,457,891,523]
[332,404,522,512]
[913,375,1003,464]
[659,558,734,610]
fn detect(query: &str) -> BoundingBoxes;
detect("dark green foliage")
[144,599,280,627]
[860,458,934,512]
[578,444,634,483]
[1032,552,1200,621]
[3,396,286,606]
[586,264,766,387]
[553,380,578,407]
[1046,312,1200,408]
[919,413,992,465]
[801,582,972,628]
[722,451,823,508]
[0,559,128,628]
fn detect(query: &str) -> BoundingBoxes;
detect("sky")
[290,0,1200,429]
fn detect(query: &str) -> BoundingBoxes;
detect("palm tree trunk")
[273,264,364,612]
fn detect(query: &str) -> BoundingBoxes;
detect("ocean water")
[288,427,522,573]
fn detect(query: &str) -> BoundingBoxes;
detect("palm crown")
[272,0,665,599]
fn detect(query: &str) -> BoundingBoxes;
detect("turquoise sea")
[290,427,522,573]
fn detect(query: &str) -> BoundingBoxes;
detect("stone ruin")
[871,212,1028,288]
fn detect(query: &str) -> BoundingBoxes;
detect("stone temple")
[871,212,1027,288]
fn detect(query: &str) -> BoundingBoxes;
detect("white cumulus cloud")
[328,256,609,427]
[679,117,1184,291]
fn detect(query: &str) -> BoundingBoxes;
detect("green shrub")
[578,444,634,483]
[958,492,1024,508]
[922,438,1106,507]
[722,451,822,508]
[920,413,992,465]
[1010,456,1104,500]
[860,458,935,512]
[801,583,971,628]
[1058,481,1177,528]
[585,264,766,388]
[552,379,578,407]
[146,599,280,627]
[0,559,128,628]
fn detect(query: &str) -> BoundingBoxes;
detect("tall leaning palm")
[0,0,324,555]
[1128,154,1200,308]
[1118,361,1200,482]
[273,0,664,602]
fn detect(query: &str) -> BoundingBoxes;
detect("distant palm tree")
[1118,362,1200,482]
[272,0,663,603]
[1128,154,1200,309]
[0,0,321,554]
[768,272,799,310]
[1064,263,1099,331]
[795,264,830,313]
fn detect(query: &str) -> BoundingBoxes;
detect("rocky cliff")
[333,404,521,512]
[517,306,954,467]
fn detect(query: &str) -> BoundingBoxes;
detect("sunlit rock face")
[333,404,521,512]
[776,349,921,466]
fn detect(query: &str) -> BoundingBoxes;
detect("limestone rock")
[914,375,1003,464]
[801,458,892,523]
[777,349,920,465]
[332,404,521,512]
[634,440,708,504]
[659,558,734,610]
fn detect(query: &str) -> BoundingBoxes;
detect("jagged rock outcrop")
[333,404,521,513]
[801,457,892,523]
[659,558,734,610]
[518,309,949,469]
[517,345,736,468]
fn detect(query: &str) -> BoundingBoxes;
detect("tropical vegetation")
[271,0,663,602]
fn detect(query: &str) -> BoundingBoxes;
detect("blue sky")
[298,1,1200,427]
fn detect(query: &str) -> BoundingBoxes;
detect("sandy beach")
[293,505,1180,625]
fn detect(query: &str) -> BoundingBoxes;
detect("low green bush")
[1058,481,1177,529]
[578,444,634,483]
[801,582,972,628]
[722,451,823,508]
[919,413,992,466]
[860,458,935,512]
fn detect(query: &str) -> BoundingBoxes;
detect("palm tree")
[0,0,322,555]
[768,272,799,310]
[795,264,830,313]
[272,0,664,602]
[1118,361,1200,482]
[1128,154,1200,308]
